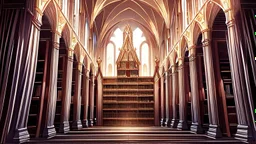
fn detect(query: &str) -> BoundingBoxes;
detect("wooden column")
[89,71,95,126]
[96,57,103,126]
[59,48,73,133]
[189,46,203,133]
[43,32,60,138]
[225,12,255,141]
[82,69,90,127]
[202,30,221,138]
[170,65,179,128]
[154,58,160,126]
[11,14,41,143]
[165,71,170,126]
[71,62,83,130]
[160,72,165,126]
[177,58,188,130]
[168,67,173,126]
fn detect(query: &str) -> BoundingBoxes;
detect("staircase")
[27,127,242,143]
[102,77,154,126]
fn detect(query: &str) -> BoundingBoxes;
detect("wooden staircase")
[102,77,154,126]
[27,127,242,143]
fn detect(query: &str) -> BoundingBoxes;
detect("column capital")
[224,8,235,28]
[189,54,197,62]
[177,57,184,66]
[67,48,74,59]
[77,62,83,73]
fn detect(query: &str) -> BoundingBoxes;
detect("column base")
[59,121,70,133]
[13,127,30,143]
[170,119,179,128]
[177,120,188,130]
[160,118,164,127]
[82,119,89,128]
[43,125,56,139]
[164,118,169,127]
[71,120,83,130]
[89,119,94,127]
[235,125,253,142]
[190,122,204,134]
[207,124,222,138]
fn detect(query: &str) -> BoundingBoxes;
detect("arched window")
[133,28,146,61]
[84,19,89,50]
[62,0,68,17]
[143,64,148,76]
[105,27,148,76]
[106,43,115,76]
[141,43,149,76]
[182,0,187,29]
[110,28,123,61]
[107,64,113,76]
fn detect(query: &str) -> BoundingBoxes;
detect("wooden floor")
[27,127,243,144]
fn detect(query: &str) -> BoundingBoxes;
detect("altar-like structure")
[116,25,140,77]
[101,25,155,126]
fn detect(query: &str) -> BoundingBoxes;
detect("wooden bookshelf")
[219,59,237,135]
[27,39,50,137]
[102,77,154,126]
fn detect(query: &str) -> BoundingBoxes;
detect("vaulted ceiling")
[84,0,176,49]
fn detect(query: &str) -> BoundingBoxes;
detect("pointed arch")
[61,24,72,47]
[43,1,58,31]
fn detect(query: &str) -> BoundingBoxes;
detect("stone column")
[160,73,165,126]
[12,15,41,143]
[177,58,188,130]
[43,32,60,138]
[59,48,73,133]
[202,29,221,138]
[165,71,170,126]
[71,62,83,130]
[82,69,90,127]
[168,67,173,127]
[170,65,179,128]
[189,45,203,134]
[89,71,95,126]
[225,10,255,141]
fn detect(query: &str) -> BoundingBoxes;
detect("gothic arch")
[191,22,203,45]
[42,0,58,31]
[179,36,189,58]
[61,24,72,47]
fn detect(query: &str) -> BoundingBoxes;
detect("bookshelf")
[28,40,50,137]
[102,77,154,126]
[219,59,237,135]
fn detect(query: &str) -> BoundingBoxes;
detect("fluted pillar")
[189,45,203,134]
[11,11,41,143]
[170,65,179,128]
[43,32,60,138]
[202,29,221,138]
[164,71,170,126]
[160,73,165,126]
[89,72,95,126]
[82,69,90,127]
[225,10,255,141]
[168,67,173,127]
[177,58,188,130]
[59,48,73,133]
[71,62,83,130]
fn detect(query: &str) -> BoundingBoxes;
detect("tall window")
[84,19,89,50]
[141,43,149,76]
[62,0,68,17]
[106,43,115,76]
[105,27,149,76]
[133,28,146,60]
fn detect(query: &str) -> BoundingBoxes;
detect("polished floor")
[27,127,243,144]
